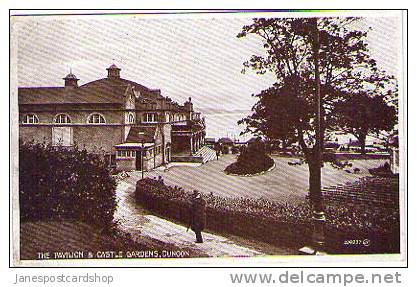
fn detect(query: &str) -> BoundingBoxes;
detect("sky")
[12,12,404,139]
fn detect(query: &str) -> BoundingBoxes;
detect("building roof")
[18,77,157,105]
[63,72,79,80]
[125,126,157,143]
[114,142,154,148]
[18,67,186,110]
[171,121,204,133]
[107,64,120,70]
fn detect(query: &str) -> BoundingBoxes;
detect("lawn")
[139,155,388,204]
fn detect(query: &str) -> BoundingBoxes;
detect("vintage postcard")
[10,10,407,267]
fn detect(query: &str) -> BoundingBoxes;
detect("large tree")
[238,79,303,150]
[237,17,396,207]
[333,92,397,154]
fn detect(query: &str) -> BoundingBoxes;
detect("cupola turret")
[63,71,79,87]
[107,64,121,79]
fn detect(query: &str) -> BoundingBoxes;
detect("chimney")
[107,64,121,79]
[63,71,79,87]
[184,97,193,112]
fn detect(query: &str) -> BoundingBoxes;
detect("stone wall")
[19,126,52,143]
[73,126,124,154]
[116,158,135,171]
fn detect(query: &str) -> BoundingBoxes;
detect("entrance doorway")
[135,150,142,170]
[166,147,171,162]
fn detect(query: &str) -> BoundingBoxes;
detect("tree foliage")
[238,17,397,158]
[237,17,398,199]
[333,93,397,154]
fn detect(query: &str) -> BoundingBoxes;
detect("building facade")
[18,65,206,171]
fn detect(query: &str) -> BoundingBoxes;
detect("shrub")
[225,143,274,175]
[323,152,336,162]
[19,141,117,230]
[135,178,399,253]
[136,178,312,248]
[231,146,240,154]
[221,144,230,154]
[369,162,395,177]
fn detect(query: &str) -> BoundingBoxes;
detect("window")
[117,150,135,158]
[55,114,71,124]
[155,146,161,155]
[22,114,39,124]
[143,113,156,123]
[88,113,106,124]
[128,113,135,124]
[52,127,73,146]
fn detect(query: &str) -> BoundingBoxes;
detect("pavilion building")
[18,64,206,171]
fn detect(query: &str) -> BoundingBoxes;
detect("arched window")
[128,113,135,124]
[55,113,71,124]
[22,114,39,124]
[88,113,106,124]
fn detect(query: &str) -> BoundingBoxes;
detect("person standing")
[188,190,206,243]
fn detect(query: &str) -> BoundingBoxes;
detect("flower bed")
[226,162,276,177]
[135,178,400,253]
[224,143,275,175]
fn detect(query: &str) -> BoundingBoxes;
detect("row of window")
[117,150,136,158]
[165,113,187,122]
[143,113,187,123]
[22,113,107,124]
[22,112,188,125]
[117,146,163,159]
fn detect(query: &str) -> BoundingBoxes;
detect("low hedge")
[19,141,117,230]
[135,179,399,253]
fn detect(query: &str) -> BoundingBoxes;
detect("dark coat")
[189,197,206,232]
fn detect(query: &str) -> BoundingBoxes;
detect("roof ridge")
[18,86,64,90]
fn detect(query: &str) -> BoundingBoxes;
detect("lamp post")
[141,140,145,179]
[299,17,326,256]
[311,17,326,253]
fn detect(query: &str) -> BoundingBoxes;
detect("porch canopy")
[115,126,157,149]
[114,142,154,148]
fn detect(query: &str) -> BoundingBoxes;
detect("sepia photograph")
[9,10,407,266]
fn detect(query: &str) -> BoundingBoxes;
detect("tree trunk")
[308,159,323,212]
[359,132,366,155]
[281,138,288,152]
